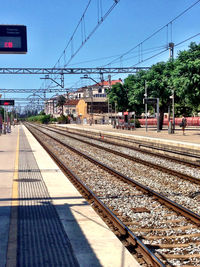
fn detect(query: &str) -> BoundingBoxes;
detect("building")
[44,96,58,116]
[44,79,123,122]
[83,79,122,116]
[64,99,79,116]
[74,87,85,99]
[44,95,66,117]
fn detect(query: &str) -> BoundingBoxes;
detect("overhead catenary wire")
[43,1,200,97]
[66,45,166,67]
[175,33,200,47]
[109,32,200,81]
[44,0,121,90]
[102,0,200,68]
[132,33,200,67]
[63,0,121,67]
[53,0,92,69]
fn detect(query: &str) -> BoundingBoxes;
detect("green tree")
[173,42,200,114]
[107,82,130,112]
[39,110,46,115]
[107,42,200,128]
[126,70,147,115]
[0,107,4,120]
[56,95,66,115]
[145,61,175,129]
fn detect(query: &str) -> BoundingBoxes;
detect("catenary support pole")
[157,98,160,132]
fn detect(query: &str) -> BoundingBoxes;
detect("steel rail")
[64,127,200,166]
[43,125,200,185]
[25,123,164,267]
[26,122,200,226]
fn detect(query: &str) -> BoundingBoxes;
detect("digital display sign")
[0,25,27,54]
[0,100,15,106]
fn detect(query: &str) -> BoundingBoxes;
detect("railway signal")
[0,100,15,106]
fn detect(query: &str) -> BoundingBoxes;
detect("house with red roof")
[64,99,80,116]
[44,79,123,122]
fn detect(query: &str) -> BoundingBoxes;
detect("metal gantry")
[0,88,68,93]
[0,67,149,75]
[0,66,149,112]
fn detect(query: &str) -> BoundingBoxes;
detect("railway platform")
[57,124,200,158]
[0,125,139,267]
[57,123,200,144]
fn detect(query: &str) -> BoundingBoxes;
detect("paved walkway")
[0,126,18,267]
[0,125,139,267]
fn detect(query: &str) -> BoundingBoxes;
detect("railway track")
[42,124,200,185]
[25,123,200,266]
[58,125,200,166]
[34,124,200,215]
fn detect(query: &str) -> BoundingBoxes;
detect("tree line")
[107,42,200,129]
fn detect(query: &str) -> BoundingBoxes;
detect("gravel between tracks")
[45,127,200,215]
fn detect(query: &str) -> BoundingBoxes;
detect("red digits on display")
[4,42,13,48]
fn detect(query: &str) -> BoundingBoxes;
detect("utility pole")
[144,81,148,132]
[108,75,112,125]
[169,42,174,60]
[169,43,175,133]
[115,102,117,123]
[172,90,175,132]
[108,98,109,123]
[170,89,175,133]
[156,98,160,132]
[3,93,6,134]
[90,87,93,124]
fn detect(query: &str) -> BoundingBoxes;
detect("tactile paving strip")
[17,127,79,266]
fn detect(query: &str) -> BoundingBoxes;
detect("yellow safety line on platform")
[6,127,19,267]
[12,127,19,205]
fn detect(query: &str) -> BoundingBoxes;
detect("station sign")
[143,98,157,105]
[0,100,15,106]
[0,25,27,54]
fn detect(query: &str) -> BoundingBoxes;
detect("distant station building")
[44,79,123,122]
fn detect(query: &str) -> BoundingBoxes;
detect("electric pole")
[144,81,148,132]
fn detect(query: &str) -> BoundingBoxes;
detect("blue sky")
[0,0,199,109]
